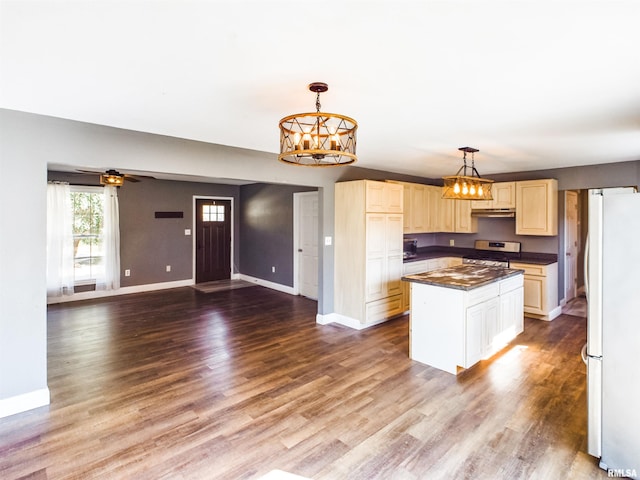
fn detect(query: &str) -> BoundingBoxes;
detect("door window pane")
[203,204,224,222]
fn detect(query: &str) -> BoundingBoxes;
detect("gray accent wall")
[239,183,317,287]
[48,171,241,287]
[117,179,239,287]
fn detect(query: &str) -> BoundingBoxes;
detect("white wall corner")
[0,388,50,419]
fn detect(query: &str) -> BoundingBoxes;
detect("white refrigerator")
[584,188,640,478]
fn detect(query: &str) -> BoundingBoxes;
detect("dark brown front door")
[195,199,231,283]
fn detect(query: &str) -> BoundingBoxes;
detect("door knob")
[298,248,303,252]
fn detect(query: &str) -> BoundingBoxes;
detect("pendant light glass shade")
[278,83,357,167]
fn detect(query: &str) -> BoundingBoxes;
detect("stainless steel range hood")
[471,208,516,218]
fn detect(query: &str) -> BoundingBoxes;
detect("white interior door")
[565,191,579,303]
[296,192,318,300]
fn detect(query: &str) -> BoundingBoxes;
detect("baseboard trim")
[47,279,195,304]
[525,305,563,322]
[0,388,50,419]
[237,274,295,295]
[316,312,395,330]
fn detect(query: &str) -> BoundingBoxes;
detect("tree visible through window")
[71,189,104,283]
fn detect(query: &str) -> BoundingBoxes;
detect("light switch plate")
[324,236,332,246]
[185,229,191,236]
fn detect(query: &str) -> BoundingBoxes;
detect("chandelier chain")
[315,91,321,113]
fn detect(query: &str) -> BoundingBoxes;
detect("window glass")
[70,188,104,284]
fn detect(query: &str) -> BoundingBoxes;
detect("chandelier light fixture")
[442,147,494,200]
[278,82,357,167]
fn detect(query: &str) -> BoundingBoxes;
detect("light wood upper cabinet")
[471,182,516,210]
[393,181,427,233]
[454,200,478,233]
[438,197,456,232]
[425,186,441,232]
[389,181,476,233]
[438,194,478,233]
[366,181,403,213]
[515,179,558,236]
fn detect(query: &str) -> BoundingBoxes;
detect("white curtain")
[46,182,74,297]
[101,185,121,290]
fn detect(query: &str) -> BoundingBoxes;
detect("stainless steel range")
[462,240,521,268]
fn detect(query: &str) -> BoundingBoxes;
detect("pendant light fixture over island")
[442,147,494,200]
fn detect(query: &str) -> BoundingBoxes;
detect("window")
[70,186,105,284]
[202,204,225,222]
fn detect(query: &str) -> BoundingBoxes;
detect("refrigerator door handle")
[584,236,589,301]
[581,343,588,365]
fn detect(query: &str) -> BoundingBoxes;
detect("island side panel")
[409,282,465,374]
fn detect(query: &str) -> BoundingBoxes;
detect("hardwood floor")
[0,287,607,479]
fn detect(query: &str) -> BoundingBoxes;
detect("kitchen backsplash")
[408,217,559,254]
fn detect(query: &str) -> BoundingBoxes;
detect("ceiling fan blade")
[123,175,141,183]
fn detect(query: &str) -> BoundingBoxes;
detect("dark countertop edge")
[403,246,557,265]
[402,267,525,291]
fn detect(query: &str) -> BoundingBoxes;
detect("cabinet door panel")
[522,276,545,313]
[465,303,485,367]
[387,255,403,297]
[365,182,387,212]
[366,257,385,301]
[386,214,404,257]
[386,184,404,213]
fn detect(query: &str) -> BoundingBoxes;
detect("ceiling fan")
[75,169,155,186]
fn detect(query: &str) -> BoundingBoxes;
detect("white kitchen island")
[403,265,524,375]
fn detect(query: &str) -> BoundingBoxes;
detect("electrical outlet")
[184,229,191,236]
[449,239,455,246]
[272,266,276,273]
[124,269,131,277]
[324,236,332,246]
[166,265,171,272]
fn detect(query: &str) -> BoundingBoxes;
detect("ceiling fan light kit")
[442,147,494,200]
[99,169,126,187]
[278,82,358,167]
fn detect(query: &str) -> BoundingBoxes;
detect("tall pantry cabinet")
[334,180,404,328]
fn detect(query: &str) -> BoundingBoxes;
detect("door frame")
[293,191,319,298]
[564,190,579,303]
[192,195,236,283]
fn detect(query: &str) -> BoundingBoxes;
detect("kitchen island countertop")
[402,264,524,291]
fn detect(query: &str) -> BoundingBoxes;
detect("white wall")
[0,111,50,417]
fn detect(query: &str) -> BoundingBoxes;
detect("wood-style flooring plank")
[0,287,608,479]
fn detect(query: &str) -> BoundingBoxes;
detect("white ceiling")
[2,1,639,179]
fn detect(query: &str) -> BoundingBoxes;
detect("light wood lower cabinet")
[509,261,559,321]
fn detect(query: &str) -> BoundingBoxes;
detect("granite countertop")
[403,246,557,265]
[402,264,524,291]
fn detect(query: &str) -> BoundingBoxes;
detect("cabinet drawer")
[403,260,429,275]
[366,295,403,323]
[500,275,524,294]
[510,262,547,276]
[467,283,500,306]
